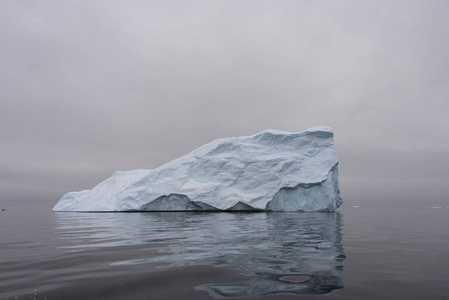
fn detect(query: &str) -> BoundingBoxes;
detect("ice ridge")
[53,126,343,212]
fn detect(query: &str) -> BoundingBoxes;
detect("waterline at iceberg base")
[53,126,343,212]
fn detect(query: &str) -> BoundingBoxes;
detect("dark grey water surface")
[1,205,448,300]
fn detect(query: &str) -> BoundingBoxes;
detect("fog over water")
[1,1,448,208]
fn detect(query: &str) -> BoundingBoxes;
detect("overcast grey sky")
[1,0,448,208]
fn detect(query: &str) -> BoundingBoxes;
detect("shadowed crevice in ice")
[139,194,223,212]
[138,197,264,212]
[266,163,342,212]
[192,201,221,211]
[139,194,202,211]
[226,202,263,212]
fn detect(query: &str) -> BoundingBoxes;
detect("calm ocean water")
[1,204,448,300]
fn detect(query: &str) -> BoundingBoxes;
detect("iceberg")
[53,126,343,212]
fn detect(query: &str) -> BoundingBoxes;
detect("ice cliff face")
[53,126,343,212]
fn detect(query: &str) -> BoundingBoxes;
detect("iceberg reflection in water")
[56,211,345,298]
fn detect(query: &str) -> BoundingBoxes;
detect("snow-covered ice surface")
[53,126,343,212]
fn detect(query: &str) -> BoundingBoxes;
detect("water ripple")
[55,212,345,298]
